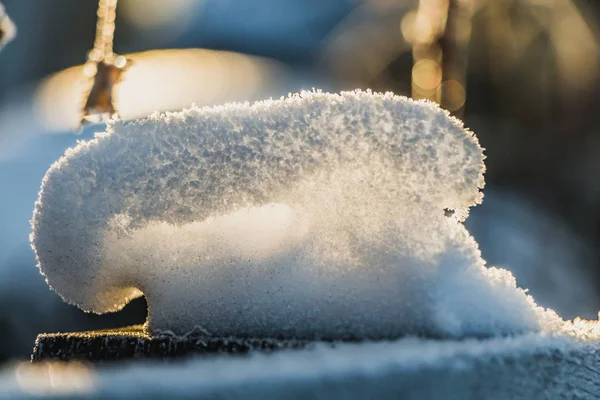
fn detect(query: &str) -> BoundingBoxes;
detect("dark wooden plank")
[31,325,314,362]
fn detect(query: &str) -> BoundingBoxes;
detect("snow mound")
[31,90,540,338]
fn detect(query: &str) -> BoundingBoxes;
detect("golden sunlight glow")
[473,0,599,94]
[120,0,198,30]
[412,59,442,91]
[400,10,420,44]
[545,2,599,92]
[33,49,285,132]
[323,0,599,117]
[412,59,442,101]
[15,361,95,396]
[437,80,466,112]
[401,0,449,46]
[0,3,17,50]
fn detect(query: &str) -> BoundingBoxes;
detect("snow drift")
[31,90,542,338]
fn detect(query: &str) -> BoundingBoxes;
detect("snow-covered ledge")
[31,90,539,337]
[26,90,600,397]
[4,333,600,399]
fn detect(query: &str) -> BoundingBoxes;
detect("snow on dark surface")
[19,90,600,398]
[31,90,550,339]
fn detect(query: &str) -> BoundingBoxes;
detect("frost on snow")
[32,90,553,339]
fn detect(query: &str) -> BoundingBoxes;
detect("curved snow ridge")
[32,89,543,339]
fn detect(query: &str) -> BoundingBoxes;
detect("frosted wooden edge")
[31,325,314,362]
[25,330,600,399]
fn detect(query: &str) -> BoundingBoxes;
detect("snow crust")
[32,90,545,338]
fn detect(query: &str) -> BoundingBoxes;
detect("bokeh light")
[14,361,95,396]
[33,49,286,132]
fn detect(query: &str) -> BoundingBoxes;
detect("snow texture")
[32,90,544,339]
[3,334,600,399]
[0,3,16,51]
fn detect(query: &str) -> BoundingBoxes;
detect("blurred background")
[0,0,599,363]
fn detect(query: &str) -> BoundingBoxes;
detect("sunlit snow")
[30,90,599,339]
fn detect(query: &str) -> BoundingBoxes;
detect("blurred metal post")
[410,0,471,117]
[438,0,471,118]
[81,0,128,125]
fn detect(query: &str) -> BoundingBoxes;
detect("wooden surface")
[32,324,313,362]
[24,329,600,399]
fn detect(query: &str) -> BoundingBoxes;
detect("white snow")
[30,90,586,339]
